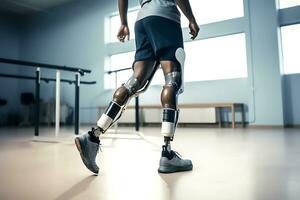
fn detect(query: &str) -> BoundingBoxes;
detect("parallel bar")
[0,58,91,75]
[135,96,140,131]
[34,68,41,136]
[0,73,96,85]
[75,73,80,135]
[106,67,132,74]
[55,71,61,138]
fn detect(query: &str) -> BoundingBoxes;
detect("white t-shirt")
[137,0,181,24]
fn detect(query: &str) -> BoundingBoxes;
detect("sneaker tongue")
[165,144,169,151]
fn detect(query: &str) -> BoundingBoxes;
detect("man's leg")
[158,59,193,173]
[75,60,157,174]
[94,60,158,136]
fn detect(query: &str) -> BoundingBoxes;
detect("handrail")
[106,66,162,74]
[0,58,91,75]
[0,73,96,85]
[106,67,132,74]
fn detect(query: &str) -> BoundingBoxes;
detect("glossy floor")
[0,126,300,200]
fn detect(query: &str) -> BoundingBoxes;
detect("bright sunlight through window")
[184,33,248,82]
[281,24,300,74]
[105,52,135,89]
[109,10,138,43]
[180,0,244,27]
[105,52,164,89]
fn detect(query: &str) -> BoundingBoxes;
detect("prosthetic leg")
[161,47,185,151]
[158,48,193,173]
[92,60,158,137]
[75,60,158,174]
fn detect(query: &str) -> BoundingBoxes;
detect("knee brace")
[164,71,182,93]
[161,71,182,108]
[96,101,123,134]
[112,76,149,106]
[161,108,179,138]
[123,76,147,96]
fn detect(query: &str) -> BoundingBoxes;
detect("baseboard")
[247,124,285,129]
[284,124,300,128]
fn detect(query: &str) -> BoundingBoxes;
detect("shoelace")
[96,144,102,153]
[172,150,182,159]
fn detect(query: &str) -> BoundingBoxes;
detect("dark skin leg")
[113,60,157,105]
[160,60,181,110]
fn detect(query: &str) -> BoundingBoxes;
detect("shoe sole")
[75,137,84,158]
[158,165,193,174]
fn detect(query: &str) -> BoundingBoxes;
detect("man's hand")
[117,25,130,42]
[189,21,199,40]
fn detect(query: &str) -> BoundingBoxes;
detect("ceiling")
[0,0,74,16]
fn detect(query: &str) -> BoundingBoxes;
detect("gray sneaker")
[75,132,100,174]
[158,145,193,173]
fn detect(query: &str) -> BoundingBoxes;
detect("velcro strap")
[163,108,176,123]
[105,101,121,119]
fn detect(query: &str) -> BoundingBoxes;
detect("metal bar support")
[135,96,140,131]
[55,70,61,138]
[34,68,41,136]
[75,73,80,135]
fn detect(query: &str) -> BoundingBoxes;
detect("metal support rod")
[114,72,118,131]
[55,71,61,138]
[34,68,40,136]
[75,73,80,135]
[0,73,96,85]
[135,96,140,131]
[0,57,91,75]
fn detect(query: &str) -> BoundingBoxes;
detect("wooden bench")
[99,103,245,129]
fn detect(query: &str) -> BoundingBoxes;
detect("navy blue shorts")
[134,16,184,63]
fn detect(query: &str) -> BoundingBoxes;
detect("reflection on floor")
[0,126,300,200]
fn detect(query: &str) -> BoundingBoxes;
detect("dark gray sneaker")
[158,145,193,173]
[75,131,100,174]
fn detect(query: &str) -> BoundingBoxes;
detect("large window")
[105,52,164,89]
[104,52,135,89]
[184,33,247,82]
[105,34,248,89]
[279,0,300,8]
[181,0,244,27]
[281,24,300,74]
[109,10,138,43]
